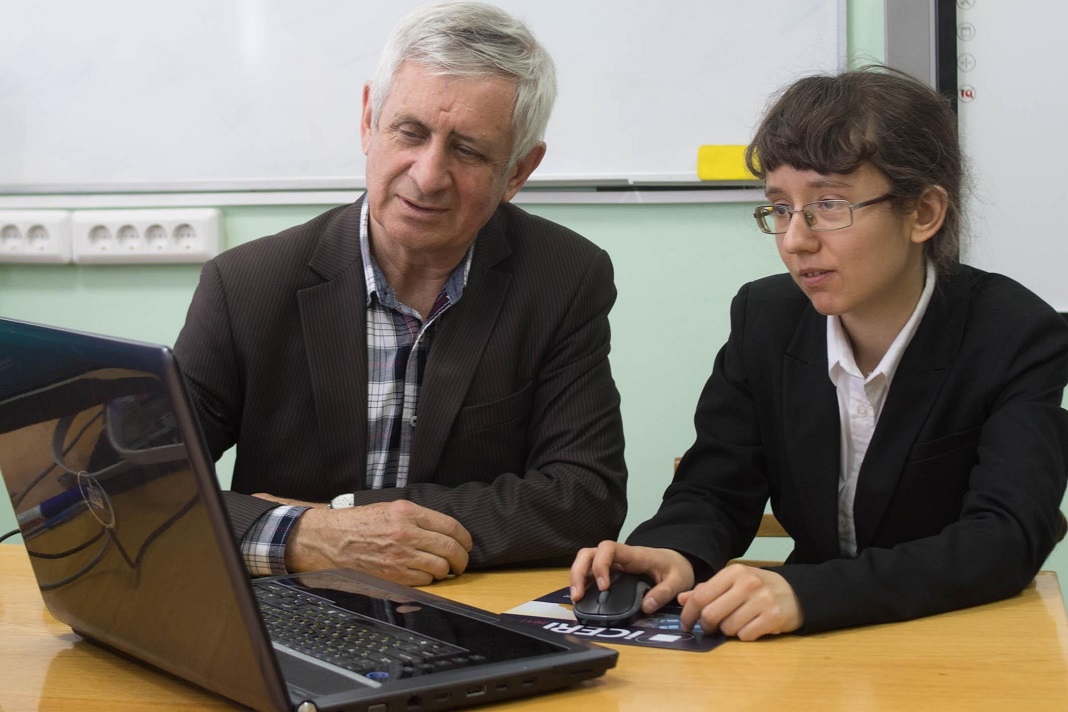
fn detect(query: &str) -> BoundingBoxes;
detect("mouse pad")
[501,587,727,652]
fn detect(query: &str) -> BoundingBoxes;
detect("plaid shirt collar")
[358,199,474,311]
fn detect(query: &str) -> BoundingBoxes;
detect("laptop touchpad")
[275,646,378,700]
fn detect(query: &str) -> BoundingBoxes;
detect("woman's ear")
[910,185,949,245]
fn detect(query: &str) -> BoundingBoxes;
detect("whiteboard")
[957,2,1068,311]
[0,0,844,193]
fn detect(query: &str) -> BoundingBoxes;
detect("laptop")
[0,317,617,711]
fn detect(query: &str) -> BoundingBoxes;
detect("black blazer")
[628,265,1068,633]
[174,198,627,568]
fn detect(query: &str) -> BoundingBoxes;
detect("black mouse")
[572,571,654,626]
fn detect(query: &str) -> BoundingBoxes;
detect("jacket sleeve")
[174,259,244,463]
[176,259,276,544]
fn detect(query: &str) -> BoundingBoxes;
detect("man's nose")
[409,144,452,194]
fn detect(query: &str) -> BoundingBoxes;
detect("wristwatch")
[329,493,355,509]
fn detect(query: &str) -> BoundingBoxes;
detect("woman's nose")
[778,210,819,253]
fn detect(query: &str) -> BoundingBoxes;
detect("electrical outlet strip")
[71,208,222,264]
[0,210,73,264]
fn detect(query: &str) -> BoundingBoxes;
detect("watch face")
[329,493,355,509]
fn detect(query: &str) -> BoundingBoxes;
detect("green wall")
[5,0,1068,604]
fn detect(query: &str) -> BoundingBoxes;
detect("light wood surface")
[2,544,1068,711]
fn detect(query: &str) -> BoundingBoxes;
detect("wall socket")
[0,210,73,263]
[71,208,222,264]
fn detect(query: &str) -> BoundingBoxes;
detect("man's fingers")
[428,532,470,575]
[391,500,473,552]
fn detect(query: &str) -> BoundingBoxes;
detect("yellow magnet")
[697,145,757,181]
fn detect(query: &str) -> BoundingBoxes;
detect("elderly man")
[174,1,626,586]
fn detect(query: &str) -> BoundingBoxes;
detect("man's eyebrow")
[390,113,426,128]
[450,130,490,149]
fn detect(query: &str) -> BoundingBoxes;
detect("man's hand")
[283,500,473,586]
[677,563,803,641]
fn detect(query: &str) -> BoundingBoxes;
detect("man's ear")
[360,82,374,155]
[501,142,547,202]
[910,185,949,245]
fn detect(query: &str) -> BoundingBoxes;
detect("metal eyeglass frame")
[753,193,896,234]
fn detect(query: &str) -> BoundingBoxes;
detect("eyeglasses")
[753,193,896,235]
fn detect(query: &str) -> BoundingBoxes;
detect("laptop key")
[254,585,471,679]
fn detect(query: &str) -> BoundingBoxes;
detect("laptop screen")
[0,319,283,710]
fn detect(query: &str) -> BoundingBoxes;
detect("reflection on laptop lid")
[0,317,617,711]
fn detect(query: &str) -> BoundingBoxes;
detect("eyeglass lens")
[759,200,853,234]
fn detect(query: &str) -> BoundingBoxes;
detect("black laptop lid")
[0,317,288,711]
[0,318,617,712]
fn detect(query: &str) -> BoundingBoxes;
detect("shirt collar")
[827,260,937,384]
[358,198,475,310]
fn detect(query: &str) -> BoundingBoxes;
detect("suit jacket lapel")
[298,200,368,490]
[852,271,969,548]
[783,305,843,560]
[408,209,513,483]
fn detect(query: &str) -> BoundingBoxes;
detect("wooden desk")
[2,544,1068,711]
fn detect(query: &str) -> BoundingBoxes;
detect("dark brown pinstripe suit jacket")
[174,197,627,568]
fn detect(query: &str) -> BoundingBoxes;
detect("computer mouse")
[572,571,654,627]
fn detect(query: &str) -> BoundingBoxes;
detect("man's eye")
[815,199,842,211]
[771,205,791,217]
[455,145,483,160]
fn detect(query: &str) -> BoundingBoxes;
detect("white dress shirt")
[827,261,936,556]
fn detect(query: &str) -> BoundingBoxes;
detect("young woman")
[571,67,1068,640]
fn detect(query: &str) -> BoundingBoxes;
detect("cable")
[36,538,112,592]
[26,527,106,559]
[0,528,20,544]
[49,412,130,481]
[7,391,196,589]
[24,492,200,592]
[10,409,104,509]
[112,493,201,571]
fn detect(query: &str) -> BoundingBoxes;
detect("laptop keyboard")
[254,582,480,678]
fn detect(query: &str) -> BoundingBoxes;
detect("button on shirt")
[358,203,473,491]
[827,261,936,557]
[240,199,473,575]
